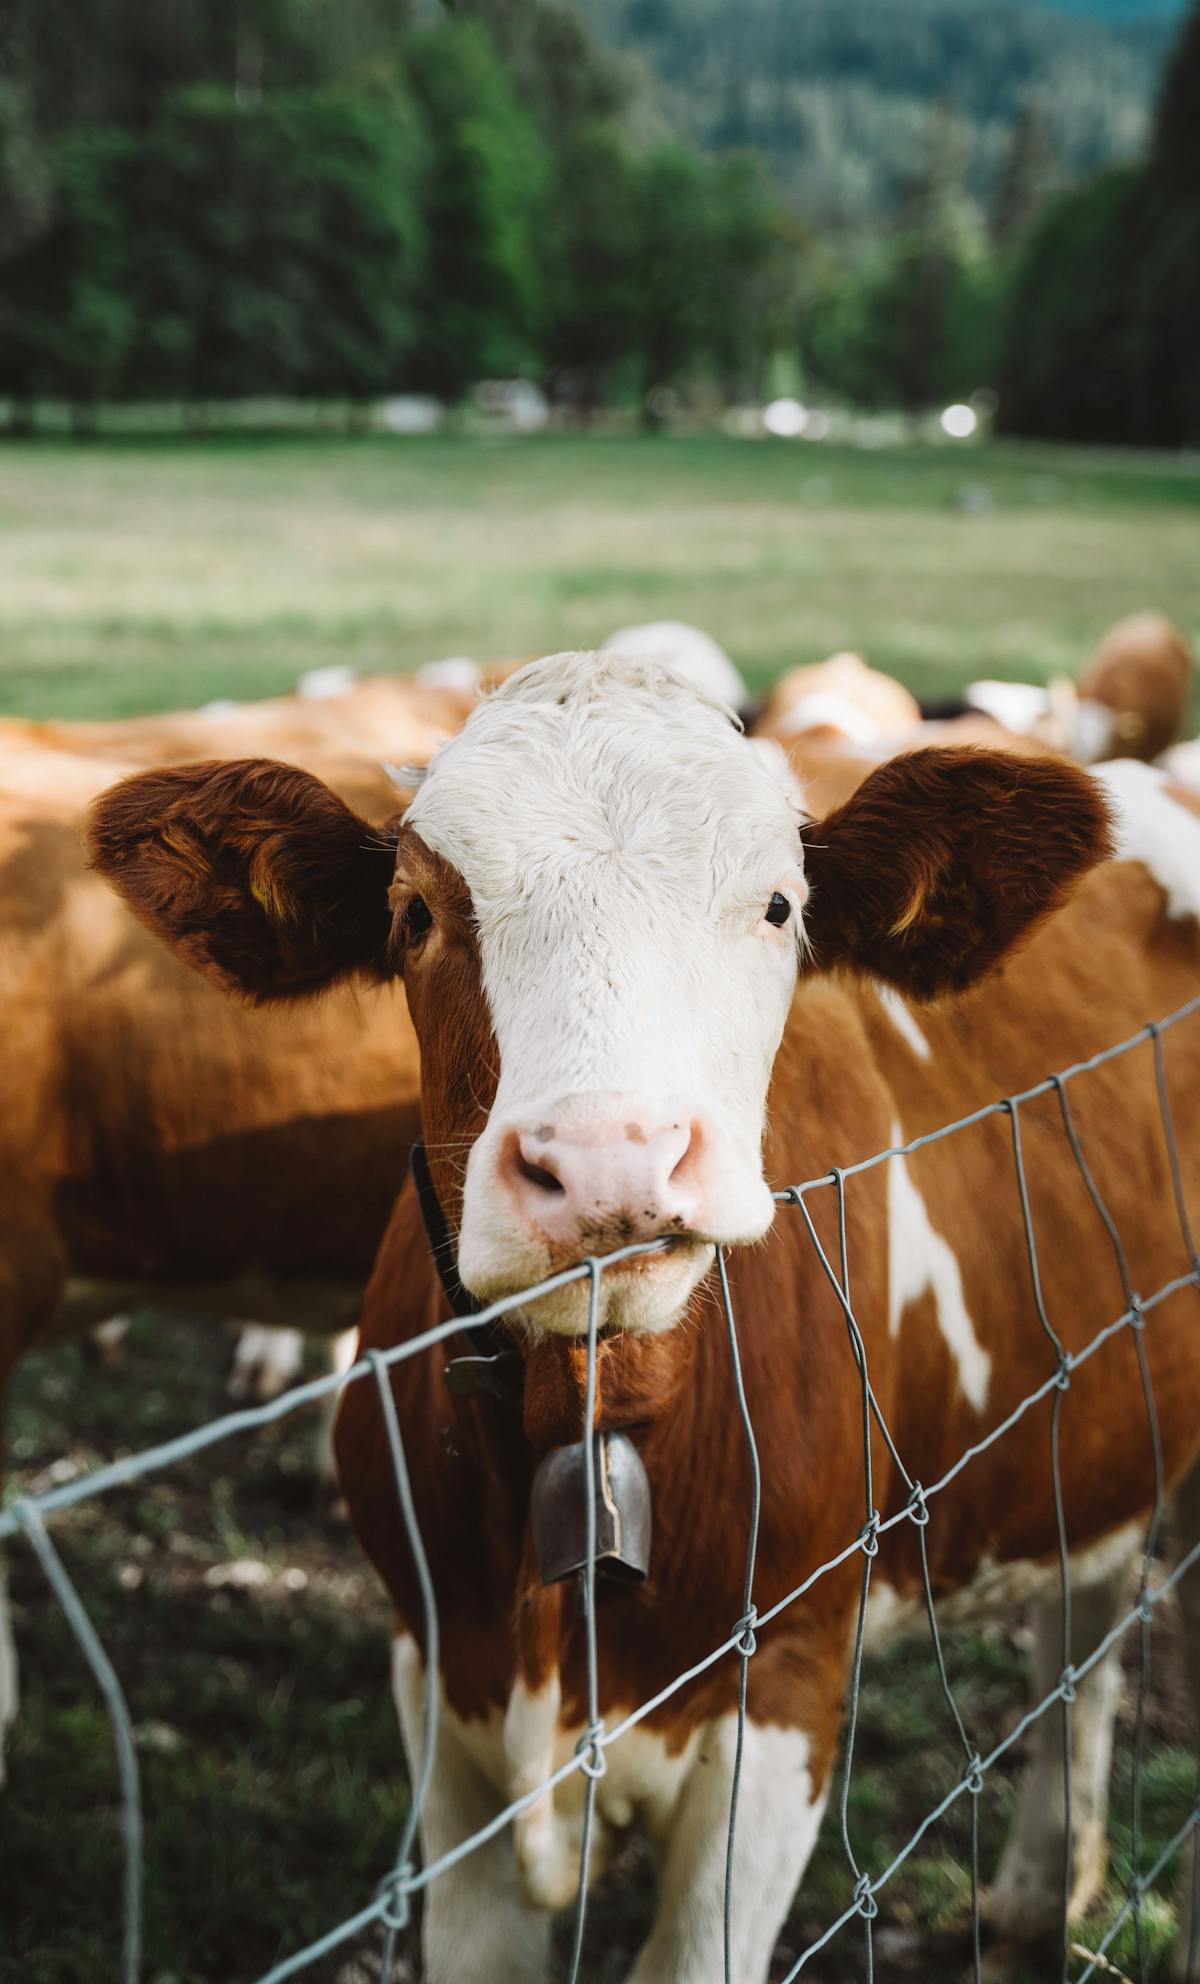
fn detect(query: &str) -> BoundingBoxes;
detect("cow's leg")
[1168,1454,1200,1982]
[986,1558,1135,1943]
[391,1635,551,1984]
[226,1322,306,1402]
[626,1712,829,1984]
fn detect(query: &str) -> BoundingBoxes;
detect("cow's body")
[0,743,423,1371]
[90,652,1200,1979]
[0,673,474,772]
[0,741,429,1775]
[337,842,1200,1976]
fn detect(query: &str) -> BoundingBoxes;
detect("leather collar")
[410,1139,524,1406]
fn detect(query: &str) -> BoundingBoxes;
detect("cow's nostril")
[667,1121,703,1195]
[516,1149,565,1196]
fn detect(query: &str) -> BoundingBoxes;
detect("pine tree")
[990,98,1056,246]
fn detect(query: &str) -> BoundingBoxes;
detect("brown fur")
[801,747,1114,997]
[88,759,400,1001]
[1078,611,1195,761]
[0,731,447,1473]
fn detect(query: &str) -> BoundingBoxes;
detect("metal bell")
[530,1430,652,1587]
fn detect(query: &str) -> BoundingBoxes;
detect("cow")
[0,672,478,1403]
[0,740,428,1780]
[0,672,474,773]
[933,611,1195,765]
[89,651,1200,1982]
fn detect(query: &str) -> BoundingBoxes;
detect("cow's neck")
[520,1327,696,1455]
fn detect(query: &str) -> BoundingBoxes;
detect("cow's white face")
[404,652,807,1336]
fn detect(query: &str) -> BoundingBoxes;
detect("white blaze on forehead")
[406,651,803,1120]
[888,1125,991,1412]
[1093,758,1200,922]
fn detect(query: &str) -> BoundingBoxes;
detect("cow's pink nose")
[499,1118,705,1245]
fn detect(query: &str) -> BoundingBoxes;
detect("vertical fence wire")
[1005,1096,1078,1973]
[12,1496,143,1984]
[829,1170,880,1982]
[365,1350,441,1979]
[564,1260,604,1984]
[718,1243,763,1984]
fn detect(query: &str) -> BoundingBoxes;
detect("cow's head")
[88,652,1111,1337]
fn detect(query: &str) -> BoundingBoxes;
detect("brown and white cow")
[0,741,432,1777]
[90,652,1200,1981]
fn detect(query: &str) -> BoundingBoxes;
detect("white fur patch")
[296,663,358,700]
[775,691,887,744]
[226,1323,305,1402]
[864,1519,1141,1653]
[888,1125,991,1412]
[966,680,1052,733]
[1159,738,1200,791]
[416,657,483,693]
[1094,758,1200,921]
[627,1717,825,1984]
[602,621,749,709]
[877,984,933,1062]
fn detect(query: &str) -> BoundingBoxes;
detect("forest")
[0,0,1197,444]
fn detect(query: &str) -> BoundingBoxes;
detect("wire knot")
[1054,1354,1072,1391]
[376,1864,414,1932]
[1128,1293,1146,1333]
[735,1605,759,1657]
[1135,1592,1155,1628]
[576,1722,607,1780]
[859,1510,881,1558]
[962,1751,985,1797]
[906,1483,930,1528]
[853,1872,879,1921]
[1060,1664,1078,1706]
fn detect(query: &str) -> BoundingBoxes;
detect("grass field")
[0,433,1197,718]
[2,431,1199,1982]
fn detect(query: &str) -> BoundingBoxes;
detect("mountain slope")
[581,0,1177,226]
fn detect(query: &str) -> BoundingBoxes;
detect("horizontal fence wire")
[2,991,1198,1984]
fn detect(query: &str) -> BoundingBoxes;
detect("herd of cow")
[4,613,1200,1981]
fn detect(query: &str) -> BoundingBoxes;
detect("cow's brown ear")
[800,747,1114,1001]
[87,758,399,1003]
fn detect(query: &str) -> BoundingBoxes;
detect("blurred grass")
[0,433,1197,719]
[4,1316,1196,1982]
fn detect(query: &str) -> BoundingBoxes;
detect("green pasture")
[0,433,1197,719]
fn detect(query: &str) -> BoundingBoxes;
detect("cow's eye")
[405,895,433,938]
[765,892,792,927]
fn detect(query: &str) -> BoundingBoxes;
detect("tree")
[995,167,1150,443]
[1151,0,1200,203]
[541,119,641,411]
[0,129,136,419]
[990,97,1056,246]
[627,141,714,419]
[403,19,549,399]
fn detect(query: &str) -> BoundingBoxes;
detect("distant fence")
[4,994,1200,1984]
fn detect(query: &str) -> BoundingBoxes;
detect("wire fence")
[4,991,1200,1984]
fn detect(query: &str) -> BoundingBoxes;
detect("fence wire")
[3,992,1199,1984]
